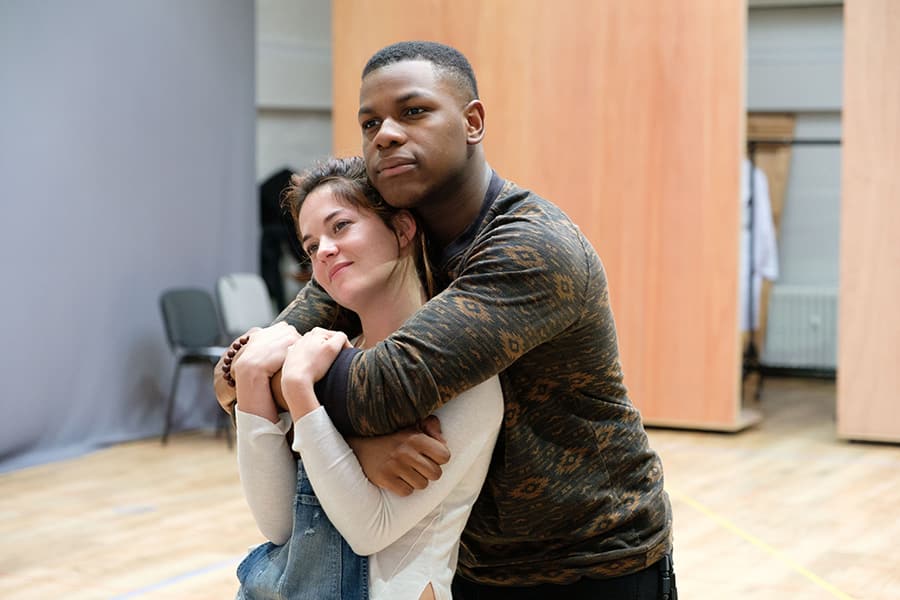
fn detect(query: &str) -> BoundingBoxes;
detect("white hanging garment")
[739,158,779,331]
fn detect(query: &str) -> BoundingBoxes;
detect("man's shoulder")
[485,179,583,240]
[494,179,556,212]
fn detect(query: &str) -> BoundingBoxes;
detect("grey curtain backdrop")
[0,0,257,472]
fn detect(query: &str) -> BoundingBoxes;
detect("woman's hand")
[280,327,350,419]
[232,323,301,422]
[232,322,301,381]
[214,328,260,414]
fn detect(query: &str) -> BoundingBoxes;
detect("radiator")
[762,285,839,370]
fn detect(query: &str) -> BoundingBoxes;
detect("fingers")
[383,478,414,497]
[409,431,451,466]
[233,322,301,379]
[394,434,446,482]
[247,322,301,349]
[300,328,348,355]
[389,453,438,492]
[396,465,430,492]
[323,331,349,354]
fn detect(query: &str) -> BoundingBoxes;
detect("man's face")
[358,60,471,209]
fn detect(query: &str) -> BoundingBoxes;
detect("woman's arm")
[235,410,296,545]
[291,376,503,556]
[231,323,303,544]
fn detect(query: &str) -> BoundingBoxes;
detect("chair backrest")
[159,288,225,349]
[216,273,276,339]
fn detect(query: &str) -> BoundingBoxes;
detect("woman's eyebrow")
[300,209,345,244]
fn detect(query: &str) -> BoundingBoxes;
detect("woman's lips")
[329,262,352,281]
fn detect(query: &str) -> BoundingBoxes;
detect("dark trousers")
[451,554,677,600]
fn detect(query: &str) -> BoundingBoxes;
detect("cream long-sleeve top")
[236,375,503,600]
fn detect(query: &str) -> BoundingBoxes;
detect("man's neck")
[417,160,492,247]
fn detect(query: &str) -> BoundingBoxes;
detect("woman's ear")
[392,210,418,250]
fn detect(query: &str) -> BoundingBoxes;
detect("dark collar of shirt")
[433,170,505,273]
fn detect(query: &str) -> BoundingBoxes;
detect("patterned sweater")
[277,174,672,585]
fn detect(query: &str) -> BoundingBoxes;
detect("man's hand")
[215,332,255,414]
[347,415,449,496]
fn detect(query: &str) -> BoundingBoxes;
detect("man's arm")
[321,199,590,436]
[292,376,503,556]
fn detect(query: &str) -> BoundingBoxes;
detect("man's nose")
[374,117,405,149]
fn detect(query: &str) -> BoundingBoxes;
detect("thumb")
[419,415,445,443]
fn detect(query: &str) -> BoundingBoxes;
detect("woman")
[229,157,503,600]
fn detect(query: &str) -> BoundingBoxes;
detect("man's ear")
[392,210,418,249]
[464,99,485,145]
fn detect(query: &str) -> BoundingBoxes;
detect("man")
[218,41,676,599]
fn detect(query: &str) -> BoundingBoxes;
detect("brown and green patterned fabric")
[277,173,672,585]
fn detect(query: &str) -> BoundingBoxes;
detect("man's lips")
[377,156,416,177]
[329,262,352,281]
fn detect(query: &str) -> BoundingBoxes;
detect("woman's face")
[297,183,407,312]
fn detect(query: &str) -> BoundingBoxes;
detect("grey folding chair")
[159,288,231,446]
[216,272,277,339]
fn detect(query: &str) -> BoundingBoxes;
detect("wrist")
[235,370,280,423]
[281,373,319,419]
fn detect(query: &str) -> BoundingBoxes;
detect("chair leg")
[162,359,183,444]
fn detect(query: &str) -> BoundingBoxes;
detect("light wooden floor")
[1,378,898,599]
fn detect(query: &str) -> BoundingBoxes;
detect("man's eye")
[361,119,379,130]
[405,107,426,116]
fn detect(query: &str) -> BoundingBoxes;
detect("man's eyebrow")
[300,209,344,244]
[358,90,431,117]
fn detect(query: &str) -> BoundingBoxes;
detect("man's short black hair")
[362,41,479,100]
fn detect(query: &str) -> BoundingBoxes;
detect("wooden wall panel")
[838,0,900,442]
[333,0,747,430]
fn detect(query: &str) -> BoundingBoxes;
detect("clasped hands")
[214,323,450,496]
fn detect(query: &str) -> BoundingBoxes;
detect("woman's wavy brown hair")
[282,156,435,299]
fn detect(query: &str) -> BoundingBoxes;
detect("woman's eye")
[305,244,318,256]
[334,220,351,233]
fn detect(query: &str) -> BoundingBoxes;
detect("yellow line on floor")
[668,487,854,600]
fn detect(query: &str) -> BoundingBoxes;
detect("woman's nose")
[317,237,338,258]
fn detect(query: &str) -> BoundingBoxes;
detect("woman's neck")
[354,262,426,349]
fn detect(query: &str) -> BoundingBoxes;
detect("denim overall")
[236,460,369,600]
